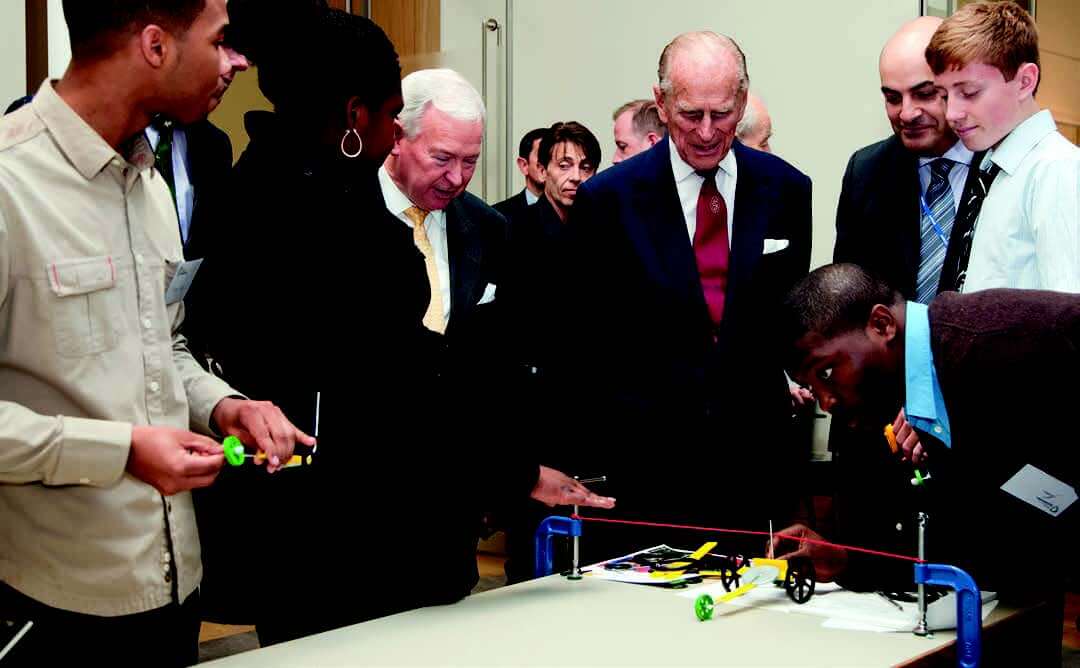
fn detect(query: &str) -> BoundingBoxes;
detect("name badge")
[165,258,203,305]
[1000,464,1076,517]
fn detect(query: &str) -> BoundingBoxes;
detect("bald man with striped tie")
[827,16,990,593]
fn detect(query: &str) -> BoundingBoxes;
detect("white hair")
[399,68,486,138]
[736,97,759,139]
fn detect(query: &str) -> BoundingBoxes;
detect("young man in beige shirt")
[0,1,313,664]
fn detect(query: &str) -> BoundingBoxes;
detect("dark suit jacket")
[493,188,535,224]
[834,135,985,298]
[188,112,536,637]
[170,120,232,364]
[499,194,567,370]
[165,120,233,260]
[927,290,1078,592]
[560,137,812,539]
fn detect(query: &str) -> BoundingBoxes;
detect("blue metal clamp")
[534,515,582,578]
[914,563,982,668]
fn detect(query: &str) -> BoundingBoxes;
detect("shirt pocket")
[47,256,121,357]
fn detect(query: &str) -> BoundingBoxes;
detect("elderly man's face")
[654,51,746,172]
[612,110,651,164]
[391,105,483,211]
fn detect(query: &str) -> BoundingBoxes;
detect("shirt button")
[933,425,943,434]
[166,501,172,513]
[149,381,160,393]
[896,523,903,531]
[143,318,153,329]
[164,571,172,583]
[134,253,143,264]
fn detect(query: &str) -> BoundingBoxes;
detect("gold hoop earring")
[340,128,363,159]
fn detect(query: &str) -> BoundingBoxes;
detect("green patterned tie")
[152,119,178,210]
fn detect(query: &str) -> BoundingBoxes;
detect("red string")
[572,514,924,563]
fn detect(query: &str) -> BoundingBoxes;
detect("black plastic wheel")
[719,556,741,592]
[784,557,816,604]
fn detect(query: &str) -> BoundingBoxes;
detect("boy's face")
[937,61,1030,151]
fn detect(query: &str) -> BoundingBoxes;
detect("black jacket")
[492,188,534,224]
[189,112,536,637]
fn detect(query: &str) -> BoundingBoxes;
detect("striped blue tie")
[915,159,955,304]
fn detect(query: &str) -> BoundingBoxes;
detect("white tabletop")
[204,571,1013,666]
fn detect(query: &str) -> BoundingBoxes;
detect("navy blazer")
[565,137,810,410]
[559,137,811,525]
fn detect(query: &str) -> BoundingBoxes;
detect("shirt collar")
[918,141,974,169]
[31,80,155,180]
[378,164,446,227]
[525,188,540,205]
[378,164,418,217]
[904,301,952,446]
[669,138,738,185]
[987,109,1056,176]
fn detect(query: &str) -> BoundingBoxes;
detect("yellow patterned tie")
[404,206,446,334]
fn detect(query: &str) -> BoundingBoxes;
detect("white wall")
[0,2,27,105]
[47,0,71,79]
[508,0,916,269]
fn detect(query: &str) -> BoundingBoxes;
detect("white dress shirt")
[918,141,974,213]
[525,188,539,205]
[670,140,737,244]
[144,124,195,244]
[378,165,452,329]
[963,109,1080,293]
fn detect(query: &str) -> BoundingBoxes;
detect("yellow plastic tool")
[253,451,312,468]
[749,558,788,581]
[688,542,718,560]
[884,423,899,454]
[717,581,758,603]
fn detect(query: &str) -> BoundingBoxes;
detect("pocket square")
[763,238,790,254]
[477,282,497,305]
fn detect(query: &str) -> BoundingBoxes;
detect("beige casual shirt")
[0,81,237,616]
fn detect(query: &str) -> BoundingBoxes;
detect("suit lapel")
[629,138,709,317]
[445,197,483,322]
[726,141,770,320]
[884,138,923,292]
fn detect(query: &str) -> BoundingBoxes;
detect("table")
[203,571,1025,666]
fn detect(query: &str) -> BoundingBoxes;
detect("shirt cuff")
[186,374,245,436]
[53,417,133,487]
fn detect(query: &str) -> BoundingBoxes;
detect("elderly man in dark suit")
[379,67,614,597]
[776,263,1077,664]
[558,31,811,558]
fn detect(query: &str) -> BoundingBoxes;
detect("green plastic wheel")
[694,594,714,622]
[223,435,245,467]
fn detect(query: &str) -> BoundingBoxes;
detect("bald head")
[736,93,772,153]
[880,16,943,71]
[658,31,748,96]
[653,31,749,171]
[879,17,955,156]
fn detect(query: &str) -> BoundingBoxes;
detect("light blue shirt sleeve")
[904,302,952,447]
